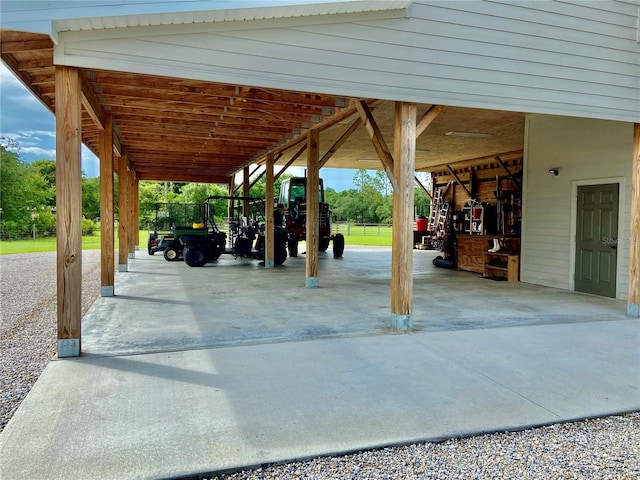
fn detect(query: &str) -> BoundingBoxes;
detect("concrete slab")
[1,247,638,479]
[80,248,630,356]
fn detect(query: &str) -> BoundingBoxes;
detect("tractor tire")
[147,233,157,255]
[184,245,207,267]
[163,247,180,262]
[333,233,345,258]
[288,238,298,257]
[319,238,330,252]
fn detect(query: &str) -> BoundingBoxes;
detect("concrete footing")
[306,276,318,288]
[627,303,639,317]
[101,286,114,297]
[57,338,80,358]
[118,264,128,272]
[391,313,413,330]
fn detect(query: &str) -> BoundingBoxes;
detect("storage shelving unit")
[483,252,519,281]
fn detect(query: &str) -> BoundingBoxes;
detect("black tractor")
[277,177,344,258]
[179,195,287,267]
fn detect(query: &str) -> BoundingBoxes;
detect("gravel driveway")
[0,250,102,431]
[1,251,638,479]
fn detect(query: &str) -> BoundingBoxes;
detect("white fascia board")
[1,1,413,41]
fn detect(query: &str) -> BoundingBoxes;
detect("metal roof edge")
[52,1,413,35]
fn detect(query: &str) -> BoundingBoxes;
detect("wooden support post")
[127,170,136,258]
[629,123,640,317]
[99,113,115,297]
[55,66,83,357]
[306,128,320,287]
[391,102,416,330]
[133,176,140,251]
[243,167,250,218]
[228,177,235,220]
[265,153,275,268]
[118,155,129,272]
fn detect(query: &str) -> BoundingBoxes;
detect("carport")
[0,1,638,359]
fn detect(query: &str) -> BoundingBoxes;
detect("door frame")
[570,177,625,298]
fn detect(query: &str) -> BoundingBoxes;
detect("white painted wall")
[52,0,640,122]
[521,115,634,300]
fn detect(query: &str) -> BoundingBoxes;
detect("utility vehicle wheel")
[332,233,345,258]
[288,239,298,257]
[163,247,179,262]
[184,245,207,267]
[319,238,330,252]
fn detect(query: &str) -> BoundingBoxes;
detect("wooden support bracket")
[416,105,443,139]
[446,165,473,198]
[355,100,398,192]
[496,155,522,190]
[414,175,432,199]
[319,117,362,169]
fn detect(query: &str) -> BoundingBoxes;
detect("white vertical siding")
[54,0,640,122]
[521,115,634,300]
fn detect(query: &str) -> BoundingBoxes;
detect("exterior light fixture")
[548,168,559,176]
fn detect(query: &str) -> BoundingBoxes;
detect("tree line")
[1,143,430,238]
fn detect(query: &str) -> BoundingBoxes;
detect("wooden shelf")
[483,252,519,281]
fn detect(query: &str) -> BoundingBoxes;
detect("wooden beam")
[319,117,362,169]
[269,100,362,158]
[99,113,115,296]
[80,71,105,130]
[391,102,416,330]
[265,153,275,268]
[306,128,320,287]
[447,165,473,198]
[629,123,640,316]
[355,100,398,192]
[416,105,444,138]
[55,66,83,357]
[234,165,261,194]
[137,172,230,184]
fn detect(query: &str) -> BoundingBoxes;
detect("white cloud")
[19,146,56,157]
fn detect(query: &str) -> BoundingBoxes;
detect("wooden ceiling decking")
[1,29,526,183]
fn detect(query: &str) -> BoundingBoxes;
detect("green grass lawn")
[0,227,392,254]
[0,231,148,255]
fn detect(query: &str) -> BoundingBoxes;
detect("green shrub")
[81,217,95,236]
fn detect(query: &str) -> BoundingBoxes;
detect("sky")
[0,63,360,192]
